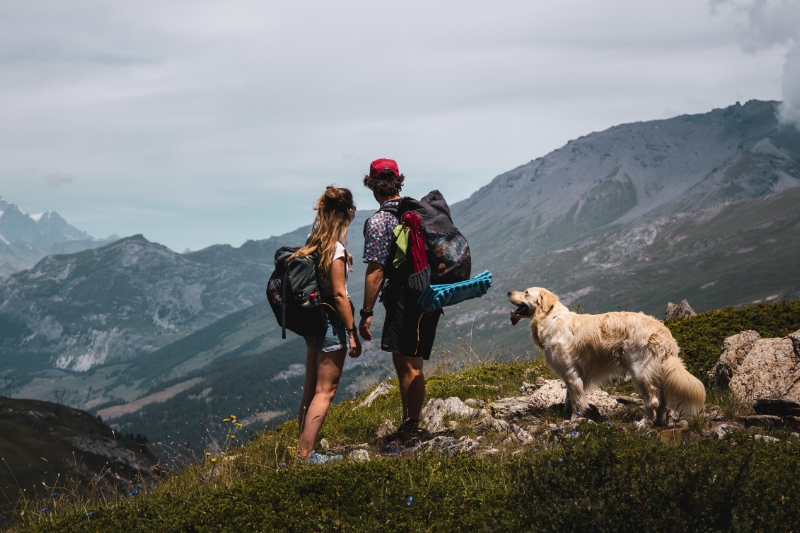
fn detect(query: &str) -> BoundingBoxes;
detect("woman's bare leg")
[297,348,347,459]
[298,346,318,437]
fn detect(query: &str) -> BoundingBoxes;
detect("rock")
[753,434,780,443]
[415,435,483,455]
[710,422,744,439]
[375,420,397,440]
[738,415,784,428]
[519,381,538,394]
[348,449,370,462]
[528,380,568,410]
[753,397,800,416]
[419,397,484,432]
[489,379,623,420]
[319,438,330,451]
[712,329,800,404]
[472,415,510,433]
[464,398,486,409]
[416,436,455,454]
[358,383,395,407]
[509,423,534,444]
[488,396,539,420]
[665,299,696,321]
[712,330,762,389]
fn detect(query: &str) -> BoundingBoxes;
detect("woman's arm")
[330,257,361,357]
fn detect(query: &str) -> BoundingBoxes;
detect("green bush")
[666,300,800,384]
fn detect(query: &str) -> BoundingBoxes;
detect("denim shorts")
[304,320,350,353]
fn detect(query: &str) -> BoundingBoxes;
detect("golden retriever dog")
[508,287,705,426]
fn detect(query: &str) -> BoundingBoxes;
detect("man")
[359,158,442,445]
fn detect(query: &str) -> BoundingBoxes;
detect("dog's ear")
[537,290,557,315]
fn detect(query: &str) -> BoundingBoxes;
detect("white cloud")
[42,172,76,187]
[711,0,800,127]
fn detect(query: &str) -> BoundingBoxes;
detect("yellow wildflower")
[205,452,211,457]
[211,458,217,463]
[231,435,236,439]
[222,418,230,422]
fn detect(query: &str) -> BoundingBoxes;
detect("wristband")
[359,308,374,318]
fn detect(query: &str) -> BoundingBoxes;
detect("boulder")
[488,379,624,420]
[712,329,800,404]
[665,299,696,321]
[711,330,762,389]
[419,397,485,432]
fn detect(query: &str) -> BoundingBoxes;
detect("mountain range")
[2,99,799,447]
[0,197,118,277]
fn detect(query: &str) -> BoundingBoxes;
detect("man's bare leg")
[392,353,425,422]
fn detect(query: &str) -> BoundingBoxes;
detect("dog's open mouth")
[510,304,530,326]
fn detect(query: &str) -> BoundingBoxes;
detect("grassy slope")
[0,398,155,509]
[8,301,800,532]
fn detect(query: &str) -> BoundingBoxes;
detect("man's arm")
[359,261,384,341]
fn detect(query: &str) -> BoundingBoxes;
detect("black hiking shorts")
[381,288,442,360]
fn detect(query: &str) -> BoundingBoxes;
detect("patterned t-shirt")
[362,199,400,265]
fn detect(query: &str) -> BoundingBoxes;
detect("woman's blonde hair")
[290,186,354,282]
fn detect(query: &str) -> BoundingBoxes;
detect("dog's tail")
[661,356,706,418]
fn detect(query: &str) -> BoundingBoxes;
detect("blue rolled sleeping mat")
[417,270,493,313]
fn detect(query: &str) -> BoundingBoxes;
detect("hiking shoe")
[397,421,432,446]
[296,450,343,465]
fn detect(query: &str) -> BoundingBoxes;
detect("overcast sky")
[0,0,796,252]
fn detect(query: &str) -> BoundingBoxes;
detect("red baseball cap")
[369,158,399,179]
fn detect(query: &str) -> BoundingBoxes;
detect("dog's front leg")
[564,388,572,419]
[563,374,589,420]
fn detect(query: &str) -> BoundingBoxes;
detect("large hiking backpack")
[377,190,471,293]
[266,247,328,339]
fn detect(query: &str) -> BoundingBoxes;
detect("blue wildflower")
[2,515,6,522]
[51,492,58,498]
[136,483,142,489]
[571,430,577,436]
[150,481,156,487]
[607,422,613,427]
[558,458,563,463]
[87,511,93,519]
[201,476,207,482]
[681,441,686,445]
[576,411,582,417]
[406,496,413,507]
[129,490,139,497]
[281,462,287,468]
[40,508,48,514]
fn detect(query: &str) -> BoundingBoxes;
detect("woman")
[293,186,361,464]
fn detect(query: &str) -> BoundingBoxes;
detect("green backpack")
[266,247,328,339]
